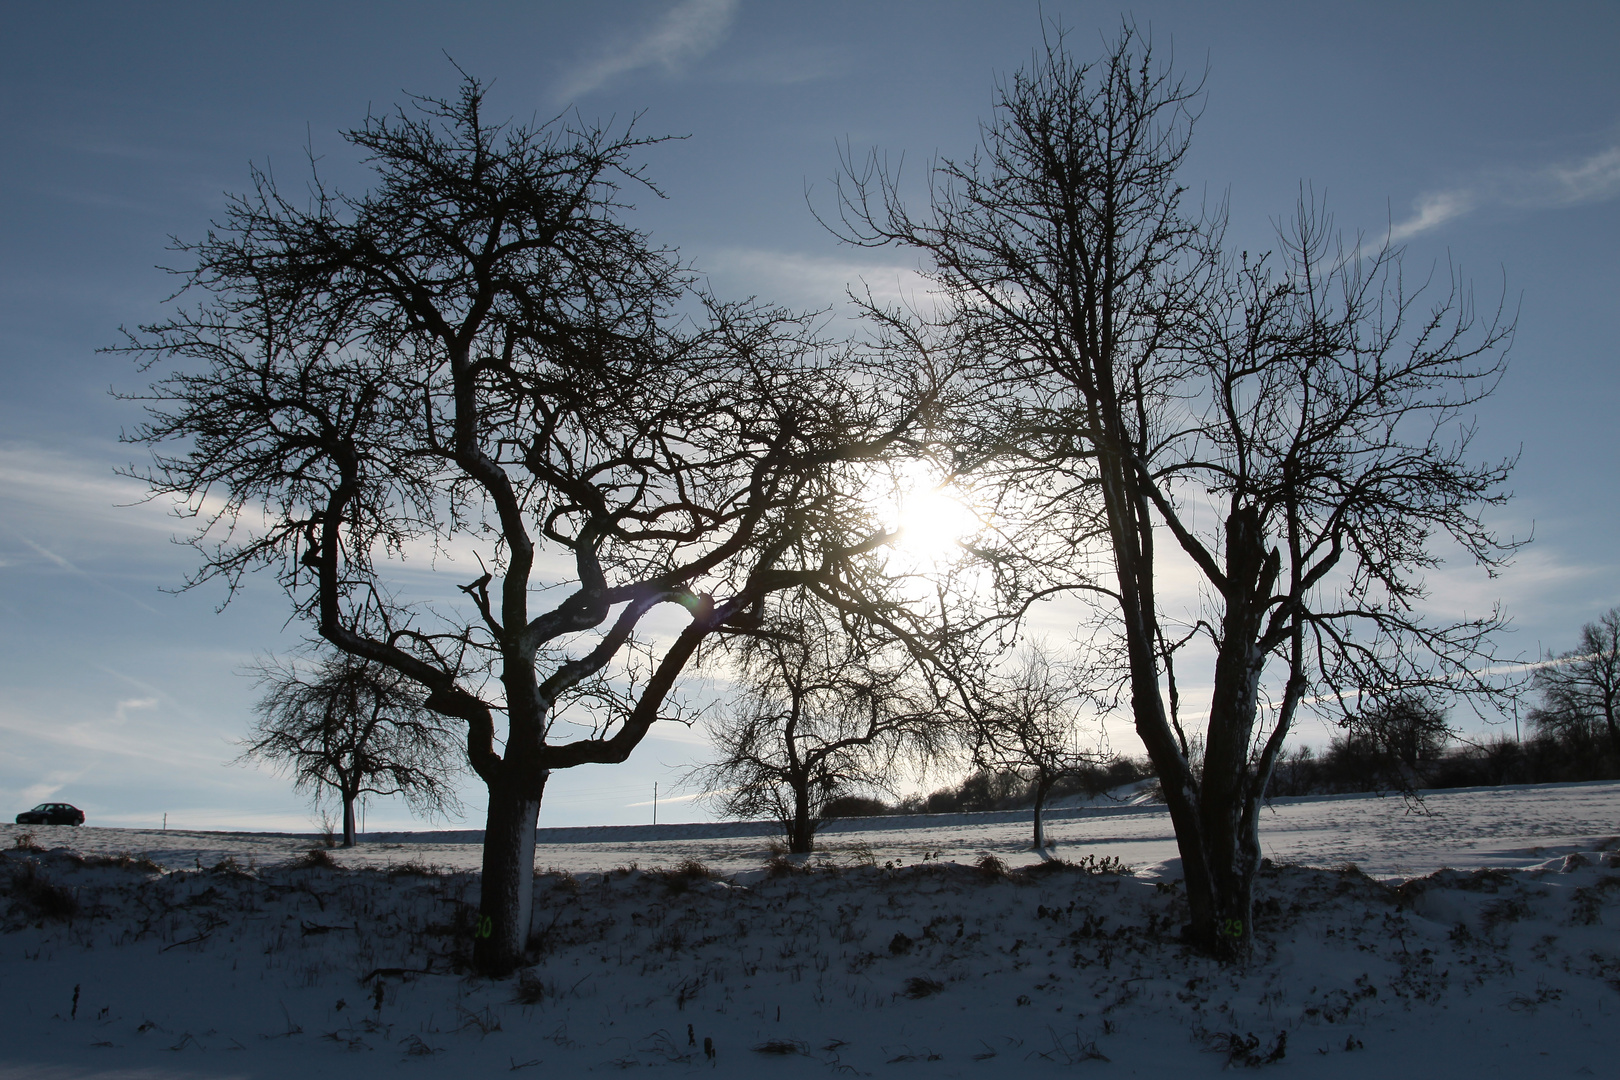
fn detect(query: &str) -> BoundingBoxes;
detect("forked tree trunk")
[473,775,546,975]
[1192,633,1268,959]
[1130,669,1225,950]
[1142,508,1277,960]
[1156,757,1279,960]
[1096,456,1224,953]
[1100,466,1274,958]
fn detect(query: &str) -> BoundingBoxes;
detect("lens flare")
[888,469,981,567]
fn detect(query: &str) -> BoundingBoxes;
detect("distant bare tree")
[240,649,463,846]
[969,643,1110,851]
[1352,693,1451,772]
[1529,607,1620,752]
[693,596,942,854]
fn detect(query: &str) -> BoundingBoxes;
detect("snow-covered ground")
[10,779,1615,880]
[2,780,1616,1077]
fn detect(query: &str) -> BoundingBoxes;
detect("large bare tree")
[120,77,933,974]
[831,24,1519,956]
[240,648,463,846]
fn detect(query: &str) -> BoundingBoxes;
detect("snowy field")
[1,781,1616,1078]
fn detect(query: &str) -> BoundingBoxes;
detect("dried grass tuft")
[652,859,717,894]
[903,976,945,999]
[765,854,811,878]
[543,869,580,893]
[385,857,442,877]
[83,852,164,874]
[752,1039,809,1055]
[208,856,256,879]
[288,849,337,871]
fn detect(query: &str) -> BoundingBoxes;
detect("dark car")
[14,803,85,826]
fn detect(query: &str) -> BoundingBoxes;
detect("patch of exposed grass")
[6,860,79,920]
[653,859,716,893]
[752,1039,809,1056]
[384,857,443,877]
[82,852,164,874]
[903,976,945,999]
[208,856,256,879]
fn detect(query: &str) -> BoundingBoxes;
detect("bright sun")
[887,468,982,566]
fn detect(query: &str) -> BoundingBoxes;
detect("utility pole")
[653,782,658,826]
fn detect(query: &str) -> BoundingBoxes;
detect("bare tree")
[830,23,1519,956]
[118,76,936,974]
[693,595,941,854]
[1352,693,1451,773]
[969,644,1108,851]
[239,648,463,846]
[1528,607,1620,752]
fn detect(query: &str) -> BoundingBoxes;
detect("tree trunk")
[1186,508,1276,959]
[1195,635,1267,959]
[1031,775,1051,851]
[1106,484,1274,959]
[787,781,814,854]
[1602,693,1620,754]
[1134,681,1224,951]
[341,794,357,848]
[473,775,545,976]
[1097,456,1223,953]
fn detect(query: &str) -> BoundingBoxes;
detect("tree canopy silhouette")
[240,648,463,846]
[828,22,1520,956]
[122,76,941,974]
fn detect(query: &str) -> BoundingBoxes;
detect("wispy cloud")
[703,247,934,314]
[3,528,166,615]
[113,697,159,724]
[558,0,740,100]
[626,787,715,808]
[1389,142,1620,242]
[0,699,230,774]
[0,440,176,536]
[1388,189,1477,242]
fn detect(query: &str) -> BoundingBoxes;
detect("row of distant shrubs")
[821,759,1156,819]
[824,725,1620,820]
[1268,728,1620,797]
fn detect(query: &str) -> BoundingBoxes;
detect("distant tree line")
[830,603,1620,815]
[1269,730,1620,797]
[820,757,1155,820]
[1270,608,1620,796]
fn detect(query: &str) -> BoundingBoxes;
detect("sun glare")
[887,469,982,567]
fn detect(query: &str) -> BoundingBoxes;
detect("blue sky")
[2,1,1617,832]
